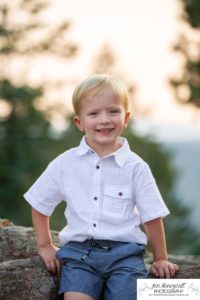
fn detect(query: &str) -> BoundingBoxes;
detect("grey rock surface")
[0,256,60,300]
[0,219,60,262]
[0,219,200,299]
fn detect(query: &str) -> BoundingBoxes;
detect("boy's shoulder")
[58,146,78,158]
[125,147,146,167]
[48,145,80,167]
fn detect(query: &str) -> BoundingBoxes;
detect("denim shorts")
[56,239,147,300]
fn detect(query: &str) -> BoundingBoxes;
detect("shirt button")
[94,197,98,200]
[96,165,100,169]
[93,223,97,227]
[118,192,123,196]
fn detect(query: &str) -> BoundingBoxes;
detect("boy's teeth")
[98,128,112,132]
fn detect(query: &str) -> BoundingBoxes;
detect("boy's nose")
[99,112,110,124]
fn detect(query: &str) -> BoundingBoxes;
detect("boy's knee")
[64,291,95,300]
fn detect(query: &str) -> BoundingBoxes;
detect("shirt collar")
[76,136,131,168]
[112,138,131,167]
[76,136,92,156]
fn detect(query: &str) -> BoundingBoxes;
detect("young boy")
[24,74,178,300]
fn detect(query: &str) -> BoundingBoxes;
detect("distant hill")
[161,139,200,227]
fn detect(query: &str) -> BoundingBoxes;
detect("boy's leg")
[103,242,147,300]
[104,267,147,300]
[56,243,104,299]
[58,261,103,299]
[64,292,94,300]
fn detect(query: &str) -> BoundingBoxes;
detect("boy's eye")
[89,111,98,116]
[110,109,121,114]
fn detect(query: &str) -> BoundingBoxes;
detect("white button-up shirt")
[24,136,169,245]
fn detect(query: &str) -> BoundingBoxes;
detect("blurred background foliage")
[0,0,200,255]
[171,0,200,107]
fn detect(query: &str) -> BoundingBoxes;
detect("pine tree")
[0,0,77,224]
[171,0,200,107]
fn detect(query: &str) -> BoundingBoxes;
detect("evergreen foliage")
[171,0,200,107]
[0,0,77,223]
[0,0,199,254]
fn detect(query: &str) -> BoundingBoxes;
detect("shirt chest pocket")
[103,186,133,218]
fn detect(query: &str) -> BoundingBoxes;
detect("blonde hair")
[72,74,129,115]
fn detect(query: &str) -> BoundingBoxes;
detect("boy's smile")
[74,88,130,156]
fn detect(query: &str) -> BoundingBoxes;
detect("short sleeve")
[133,162,170,223]
[24,159,64,216]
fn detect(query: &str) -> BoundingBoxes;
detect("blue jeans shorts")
[56,239,147,300]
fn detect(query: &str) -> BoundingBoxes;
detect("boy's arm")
[144,217,178,278]
[32,208,61,274]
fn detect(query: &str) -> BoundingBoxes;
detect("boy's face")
[73,88,130,156]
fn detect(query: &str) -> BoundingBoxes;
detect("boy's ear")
[124,111,130,128]
[73,115,84,132]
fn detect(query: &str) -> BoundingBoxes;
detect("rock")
[173,264,200,278]
[0,219,200,299]
[0,219,60,262]
[0,219,61,300]
[168,254,200,268]
[145,253,200,277]
[0,256,60,300]
[0,219,14,228]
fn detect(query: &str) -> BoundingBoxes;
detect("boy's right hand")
[39,243,61,274]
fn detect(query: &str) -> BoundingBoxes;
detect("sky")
[39,0,200,141]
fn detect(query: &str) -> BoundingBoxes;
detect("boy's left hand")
[150,259,179,278]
